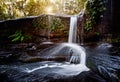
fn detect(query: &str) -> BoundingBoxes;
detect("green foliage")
[25,0,41,15]
[32,15,48,29]
[85,0,106,31]
[84,20,92,31]
[0,0,27,20]
[0,0,50,19]
[9,30,23,42]
[8,30,31,42]
[32,15,64,32]
[0,0,8,20]
[0,0,88,20]
[77,0,87,10]
[95,32,100,36]
[49,17,64,32]
[112,38,120,43]
[64,1,78,14]
[64,0,87,15]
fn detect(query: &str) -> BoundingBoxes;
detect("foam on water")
[24,62,89,76]
[24,10,89,75]
[23,43,89,75]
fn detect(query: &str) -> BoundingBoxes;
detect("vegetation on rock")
[8,30,31,42]
[85,0,106,31]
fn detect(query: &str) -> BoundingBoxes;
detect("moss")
[85,0,106,31]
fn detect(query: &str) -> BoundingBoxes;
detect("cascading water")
[19,42,90,75]
[0,11,89,77]
[68,10,85,44]
[22,10,89,74]
[68,16,78,43]
[0,5,120,81]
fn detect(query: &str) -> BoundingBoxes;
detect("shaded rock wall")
[84,0,120,43]
[101,0,120,42]
[0,15,70,44]
[0,17,34,44]
[112,0,120,33]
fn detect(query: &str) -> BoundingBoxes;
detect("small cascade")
[68,16,78,43]
[63,11,89,75]
[23,43,89,74]
[39,43,87,65]
[68,10,85,44]
[63,43,86,65]
[20,10,89,74]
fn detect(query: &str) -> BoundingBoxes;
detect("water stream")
[68,10,85,44]
[1,9,119,82]
[20,10,89,74]
[68,16,78,43]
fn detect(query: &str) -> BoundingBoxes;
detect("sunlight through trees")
[0,0,87,20]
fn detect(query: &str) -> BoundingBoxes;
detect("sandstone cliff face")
[0,15,70,44]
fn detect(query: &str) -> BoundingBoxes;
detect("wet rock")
[109,43,120,55]
[98,66,120,82]
[0,51,21,64]
[0,42,120,82]
[86,43,120,82]
[0,15,69,43]
[0,62,106,82]
[109,47,120,55]
[19,51,66,63]
[9,43,35,50]
[18,43,72,63]
[87,56,120,82]
[36,42,54,50]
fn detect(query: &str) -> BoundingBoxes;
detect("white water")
[68,16,78,43]
[63,43,86,65]
[24,62,89,76]
[24,43,89,74]
[67,10,87,65]
[38,43,86,65]
[24,10,89,74]
[68,10,85,43]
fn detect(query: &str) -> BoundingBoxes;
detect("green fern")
[9,30,25,42]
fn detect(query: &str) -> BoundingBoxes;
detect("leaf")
[8,30,21,38]
[20,36,24,42]
[8,34,17,38]
[11,34,21,42]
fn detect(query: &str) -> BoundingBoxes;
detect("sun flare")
[46,6,53,14]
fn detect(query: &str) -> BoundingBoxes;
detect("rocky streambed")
[0,42,120,82]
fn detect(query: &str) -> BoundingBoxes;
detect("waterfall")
[23,10,89,74]
[63,43,86,65]
[68,10,85,44]
[68,16,78,43]
[24,43,89,74]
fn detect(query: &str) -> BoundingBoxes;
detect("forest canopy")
[0,0,86,20]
